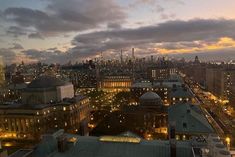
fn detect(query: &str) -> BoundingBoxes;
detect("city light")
[0,1,235,156]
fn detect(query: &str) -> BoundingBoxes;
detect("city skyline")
[0,0,235,64]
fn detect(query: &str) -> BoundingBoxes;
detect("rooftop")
[168,103,214,134]
[0,95,86,110]
[27,75,66,89]
[32,133,193,157]
[140,91,161,100]
[170,87,193,98]
[132,81,182,88]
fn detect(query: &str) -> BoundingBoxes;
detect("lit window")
[176,135,180,140]
[99,136,141,143]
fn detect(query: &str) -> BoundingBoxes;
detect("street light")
[225,137,231,149]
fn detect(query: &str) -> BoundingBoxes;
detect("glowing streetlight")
[225,137,231,149]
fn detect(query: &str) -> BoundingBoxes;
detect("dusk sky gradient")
[0,0,235,64]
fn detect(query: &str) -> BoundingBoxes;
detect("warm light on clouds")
[1,0,235,63]
[157,37,235,54]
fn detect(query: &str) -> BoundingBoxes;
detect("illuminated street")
[1,1,235,156]
[184,77,234,149]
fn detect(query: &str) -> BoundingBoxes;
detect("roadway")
[184,77,234,148]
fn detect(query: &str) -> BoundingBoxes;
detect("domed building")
[139,91,163,109]
[0,75,90,140]
[22,75,74,105]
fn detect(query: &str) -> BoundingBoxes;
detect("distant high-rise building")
[132,48,135,61]
[206,66,235,106]
[120,49,123,64]
[0,56,5,86]
[194,56,200,63]
[100,51,103,61]
[150,55,154,63]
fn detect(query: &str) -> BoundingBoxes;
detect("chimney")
[57,135,67,153]
[169,122,176,157]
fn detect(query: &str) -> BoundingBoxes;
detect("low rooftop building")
[168,103,214,140]
[169,85,195,105]
[9,130,231,157]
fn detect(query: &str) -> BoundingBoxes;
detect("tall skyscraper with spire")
[120,49,123,64]
[132,48,135,61]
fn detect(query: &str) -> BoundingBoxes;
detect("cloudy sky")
[0,0,235,64]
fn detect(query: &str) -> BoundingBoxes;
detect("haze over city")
[0,0,235,64]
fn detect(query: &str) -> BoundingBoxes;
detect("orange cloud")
[156,37,235,54]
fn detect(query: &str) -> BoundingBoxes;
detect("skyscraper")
[132,48,135,61]
[0,56,5,86]
[120,49,123,64]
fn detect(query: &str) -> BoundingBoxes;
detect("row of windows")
[35,100,89,115]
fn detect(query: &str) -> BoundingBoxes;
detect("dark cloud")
[130,0,165,13]
[10,43,24,50]
[22,49,67,63]
[0,48,17,64]
[6,26,27,37]
[70,19,235,60]
[28,32,44,39]
[3,17,235,64]
[47,47,58,51]
[0,10,3,19]
[3,0,126,35]
[107,23,122,30]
